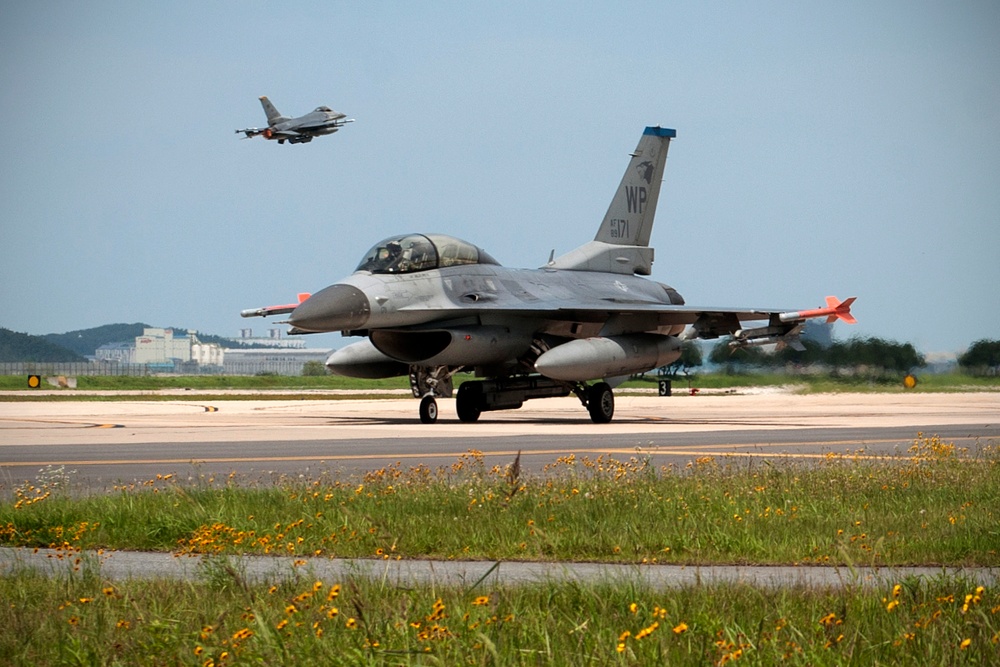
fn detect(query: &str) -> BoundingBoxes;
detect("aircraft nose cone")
[288,284,370,332]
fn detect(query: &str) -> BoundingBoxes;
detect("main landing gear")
[413,373,617,424]
[584,382,615,424]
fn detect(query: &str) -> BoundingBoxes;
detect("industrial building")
[222,348,332,376]
[91,327,331,375]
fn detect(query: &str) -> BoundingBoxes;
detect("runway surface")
[1,391,998,491]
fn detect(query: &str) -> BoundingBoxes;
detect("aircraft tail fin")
[595,126,675,247]
[259,96,290,125]
[548,127,675,275]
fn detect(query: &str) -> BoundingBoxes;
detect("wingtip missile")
[778,296,857,325]
[240,293,312,319]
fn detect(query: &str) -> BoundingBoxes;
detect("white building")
[192,341,225,367]
[96,328,225,369]
[234,328,306,349]
[133,328,194,364]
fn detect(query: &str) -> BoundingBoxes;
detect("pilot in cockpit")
[384,241,404,272]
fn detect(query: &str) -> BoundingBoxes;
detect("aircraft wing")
[550,296,857,349]
[294,120,353,133]
[382,288,853,324]
[242,283,854,350]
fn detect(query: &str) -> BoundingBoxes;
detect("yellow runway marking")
[0,441,940,469]
[0,418,124,429]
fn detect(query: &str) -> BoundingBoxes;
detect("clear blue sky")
[2,2,998,354]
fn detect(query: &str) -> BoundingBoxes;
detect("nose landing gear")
[418,394,439,424]
[411,366,458,424]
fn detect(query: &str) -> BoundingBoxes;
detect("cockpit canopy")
[355,234,500,274]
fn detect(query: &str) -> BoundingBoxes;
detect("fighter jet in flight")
[236,96,353,144]
[242,127,856,423]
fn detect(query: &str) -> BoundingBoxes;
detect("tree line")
[662,336,1000,379]
[957,339,1000,377]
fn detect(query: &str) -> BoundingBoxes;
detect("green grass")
[625,372,1000,393]
[3,437,998,567]
[0,374,412,392]
[0,566,996,665]
[2,372,997,400]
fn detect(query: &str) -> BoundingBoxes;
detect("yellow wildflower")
[635,621,659,640]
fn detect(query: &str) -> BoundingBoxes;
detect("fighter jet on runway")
[242,127,856,423]
[236,96,353,144]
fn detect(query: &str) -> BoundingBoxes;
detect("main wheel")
[419,394,438,424]
[456,382,483,423]
[587,382,615,423]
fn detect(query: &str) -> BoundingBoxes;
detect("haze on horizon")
[2,2,998,355]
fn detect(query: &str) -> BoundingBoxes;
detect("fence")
[1,360,311,377]
[0,362,150,377]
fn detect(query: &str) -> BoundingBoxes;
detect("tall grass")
[0,566,996,665]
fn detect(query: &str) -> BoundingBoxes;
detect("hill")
[44,323,151,357]
[0,328,86,362]
[1,323,290,363]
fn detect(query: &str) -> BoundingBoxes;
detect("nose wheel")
[419,394,439,424]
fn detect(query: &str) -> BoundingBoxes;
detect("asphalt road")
[1,391,998,492]
[3,547,995,589]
